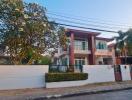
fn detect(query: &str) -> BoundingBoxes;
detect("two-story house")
[55,28,115,70]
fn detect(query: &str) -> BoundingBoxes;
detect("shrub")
[37,56,51,65]
[45,73,88,82]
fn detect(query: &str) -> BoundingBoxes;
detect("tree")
[37,55,51,65]
[115,29,132,57]
[125,29,132,56]
[115,31,126,56]
[0,0,66,64]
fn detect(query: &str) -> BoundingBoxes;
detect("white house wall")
[95,57,103,64]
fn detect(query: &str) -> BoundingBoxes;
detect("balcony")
[95,49,113,56]
[74,49,91,54]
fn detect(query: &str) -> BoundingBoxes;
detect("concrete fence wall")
[47,65,132,88]
[83,65,115,83]
[120,65,131,81]
[0,65,48,90]
[47,65,115,88]
[83,65,132,84]
[0,65,131,90]
[46,80,88,88]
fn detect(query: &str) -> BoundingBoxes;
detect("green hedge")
[45,73,88,82]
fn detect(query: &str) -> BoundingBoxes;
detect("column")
[69,33,74,65]
[88,35,95,65]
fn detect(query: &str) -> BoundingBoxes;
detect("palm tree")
[115,29,132,64]
[115,31,126,57]
[125,29,132,56]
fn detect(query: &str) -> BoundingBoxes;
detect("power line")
[47,11,132,28]
[47,11,132,27]
[48,16,128,30]
[48,20,118,33]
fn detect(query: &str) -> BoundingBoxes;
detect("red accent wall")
[69,33,74,65]
[88,36,95,65]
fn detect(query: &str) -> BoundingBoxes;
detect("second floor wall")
[58,38,111,54]
[58,33,114,57]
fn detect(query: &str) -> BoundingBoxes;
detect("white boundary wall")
[83,65,115,83]
[47,65,116,88]
[46,65,132,88]
[1,65,130,89]
[46,80,88,88]
[120,65,131,81]
[0,65,48,90]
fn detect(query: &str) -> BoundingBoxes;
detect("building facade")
[55,29,115,69]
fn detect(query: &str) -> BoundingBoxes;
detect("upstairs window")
[74,40,88,50]
[97,42,107,50]
[82,41,86,50]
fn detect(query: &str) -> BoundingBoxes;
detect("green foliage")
[37,56,51,65]
[115,29,132,56]
[0,58,11,65]
[58,27,67,48]
[0,0,66,64]
[115,31,125,49]
[126,29,132,56]
[45,73,88,82]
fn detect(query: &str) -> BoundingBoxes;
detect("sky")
[24,0,132,38]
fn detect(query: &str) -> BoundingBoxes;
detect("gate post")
[114,65,122,82]
[129,65,132,80]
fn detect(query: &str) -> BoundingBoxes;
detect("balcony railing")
[74,49,91,54]
[95,49,113,56]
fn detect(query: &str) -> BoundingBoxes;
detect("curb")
[32,86,132,100]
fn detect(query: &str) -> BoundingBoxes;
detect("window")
[98,42,102,49]
[74,40,88,50]
[96,41,107,50]
[101,43,104,49]
[104,43,107,49]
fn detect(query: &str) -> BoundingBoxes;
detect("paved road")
[51,89,132,100]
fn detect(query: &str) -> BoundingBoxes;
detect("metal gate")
[114,65,122,82]
[49,65,83,73]
[129,65,132,80]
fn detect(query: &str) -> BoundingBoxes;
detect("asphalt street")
[51,89,132,100]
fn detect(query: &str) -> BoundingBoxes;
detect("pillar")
[88,35,95,65]
[69,33,74,66]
